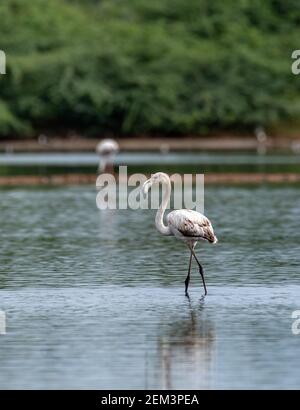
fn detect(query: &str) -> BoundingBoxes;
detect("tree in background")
[0,0,300,137]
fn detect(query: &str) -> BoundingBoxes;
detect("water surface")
[0,185,300,389]
[1,152,300,175]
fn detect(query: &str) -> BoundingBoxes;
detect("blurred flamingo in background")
[96,138,119,173]
[255,126,268,155]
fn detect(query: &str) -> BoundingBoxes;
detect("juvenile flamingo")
[142,172,217,296]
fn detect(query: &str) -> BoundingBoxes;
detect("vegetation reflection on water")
[0,184,300,388]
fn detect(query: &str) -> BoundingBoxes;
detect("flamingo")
[96,138,119,173]
[255,126,268,155]
[142,172,217,296]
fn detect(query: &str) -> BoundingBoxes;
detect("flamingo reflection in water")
[157,302,215,390]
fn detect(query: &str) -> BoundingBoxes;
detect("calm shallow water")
[0,185,300,389]
[1,152,300,175]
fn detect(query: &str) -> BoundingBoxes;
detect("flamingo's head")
[96,138,119,155]
[142,172,170,197]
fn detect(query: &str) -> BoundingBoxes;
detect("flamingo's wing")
[167,210,217,243]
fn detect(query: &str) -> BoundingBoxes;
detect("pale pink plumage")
[142,172,218,296]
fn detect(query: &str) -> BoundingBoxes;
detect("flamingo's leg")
[185,251,193,296]
[190,247,207,296]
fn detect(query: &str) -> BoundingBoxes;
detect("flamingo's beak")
[142,178,152,197]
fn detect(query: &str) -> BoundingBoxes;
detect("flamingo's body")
[167,209,217,246]
[142,172,217,296]
[96,138,119,173]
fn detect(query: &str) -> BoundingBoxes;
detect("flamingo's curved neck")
[155,177,172,236]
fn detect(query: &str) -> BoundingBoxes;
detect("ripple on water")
[0,185,300,388]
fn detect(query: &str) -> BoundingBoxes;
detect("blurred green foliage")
[0,0,300,137]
